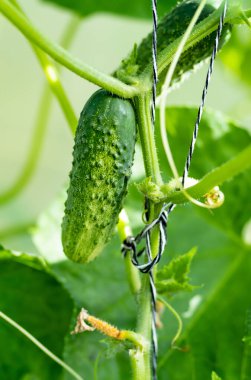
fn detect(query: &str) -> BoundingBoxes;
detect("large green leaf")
[0,246,74,380]
[39,0,177,20]
[53,237,135,380]
[152,107,251,379]
[159,244,251,380]
[39,0,222,19]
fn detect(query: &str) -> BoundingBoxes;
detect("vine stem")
[157,295,183,347]
[10,0,77,132]
[0,310,83,380]
[136,94,162,184]
[163,144,251,205]
[0,0,138,99]
[128,93,163,380]
[0,89,51,205]
[1,0,249,99]
[40,55,77,132]
[118,93,164,378]
[130,276,152,380]
[130,219,161,380]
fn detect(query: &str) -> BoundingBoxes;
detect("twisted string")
[150,0,158,377]
[146,232,158,378]
[122,203,170,272]
[122,2,227,379]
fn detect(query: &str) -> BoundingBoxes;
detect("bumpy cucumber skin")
[115,1,231,90]
[62,90,136,263]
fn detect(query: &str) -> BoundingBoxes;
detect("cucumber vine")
[0,1,251,380]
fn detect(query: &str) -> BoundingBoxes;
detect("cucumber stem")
[129,274,152,380]
[136,94,162,185]
[162,144,251,205]
[9,0,77,132]
[129,92,163,379]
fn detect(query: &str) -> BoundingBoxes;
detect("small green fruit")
[115,0,231,90]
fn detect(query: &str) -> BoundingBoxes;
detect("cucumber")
[62,89,136,263]
[115,0,231,91]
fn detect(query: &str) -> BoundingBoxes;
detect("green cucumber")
[115,0,231,91]
[62,89,136,263]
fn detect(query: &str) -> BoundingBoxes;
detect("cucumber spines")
[62,90,136,263]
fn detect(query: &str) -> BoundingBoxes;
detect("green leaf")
[39,0,222,19]
[155,205,242,373]
[0,243,48,270]
[39,0,178,19]
[54,238,135,380]
[156,248,197,296]
[0,246,73,380]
